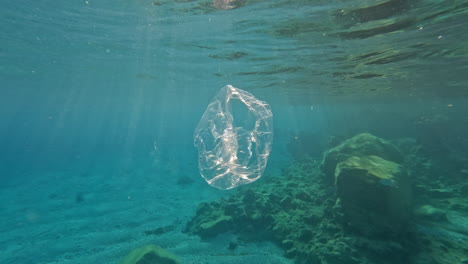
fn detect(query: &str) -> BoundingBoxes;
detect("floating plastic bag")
[194,85,273,190]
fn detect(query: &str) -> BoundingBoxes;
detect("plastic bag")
[194,85,273,190]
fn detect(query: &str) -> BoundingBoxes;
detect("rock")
[322,133,403,182]
[198,215,233,238]
[185,213,233,239]
[119,244,181,264]
[176,176,194,186]
[414,205,447,221]
[184,203,233,238]
[335,155,411,236]
[144,224,175,236]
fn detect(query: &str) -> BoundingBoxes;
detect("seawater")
[1,1,467,264]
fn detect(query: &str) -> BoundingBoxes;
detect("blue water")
[1,0,467,263]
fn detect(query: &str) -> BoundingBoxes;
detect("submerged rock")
[320,133,411,236]
[322,133,403,182]
[197,215,233,238]
[119,244,181,264]
[184,202,235,239]
[335,155,412,236]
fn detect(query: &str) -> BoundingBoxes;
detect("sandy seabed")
[0,160,292,264]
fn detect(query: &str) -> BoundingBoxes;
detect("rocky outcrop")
[321,133,411,236]
[335,155,412,236]
[322,133,403,182]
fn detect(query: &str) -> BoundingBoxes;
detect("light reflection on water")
[1,0,467,102]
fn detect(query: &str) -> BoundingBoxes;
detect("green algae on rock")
[321,133,411,236]
[322,133,403,182]
[119,245,181,264]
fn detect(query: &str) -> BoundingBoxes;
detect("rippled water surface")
[3,0,467,100]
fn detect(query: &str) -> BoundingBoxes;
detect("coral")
[119,245,181,264]
[185,132,467,264]
[185,158,414,264]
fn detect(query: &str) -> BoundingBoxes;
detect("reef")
[185,132,468,264]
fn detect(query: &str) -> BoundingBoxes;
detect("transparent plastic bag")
[194,85,273,190]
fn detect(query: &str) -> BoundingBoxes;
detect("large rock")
[119,245,181,264]
[335,155,411,236]
[322,133,403,182]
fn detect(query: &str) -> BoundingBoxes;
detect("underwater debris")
[194,85,273,190]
